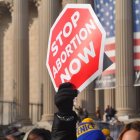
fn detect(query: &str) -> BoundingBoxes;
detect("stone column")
[95,90,104,119]
[0,66,3,99]
[95,91,100,109]
[40,0,62,122]
[115,0,136,117]
[104,89,115,108]
[0,5,4,125]
[37,0,43,105]
[13,0,31,125]
[78,84,95,118]
[34,0,43,106]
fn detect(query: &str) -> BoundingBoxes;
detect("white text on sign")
[51,11,97,82]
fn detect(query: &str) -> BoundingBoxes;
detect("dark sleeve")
[51,111,77,140]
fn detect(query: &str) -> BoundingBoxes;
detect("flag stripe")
[102,70,115,75]
[134,53,140,59]
[105,50,115,57]
[134,66,140,71]
[134,59,140,65]
[134,46,140,52]
[133,39,140,46]
[105,43,115,51]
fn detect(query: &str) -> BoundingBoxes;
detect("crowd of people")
[1,82,140,140]
[95,105,117,122]
[105,105,117,122]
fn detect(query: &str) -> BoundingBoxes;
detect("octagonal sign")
[46,4,106,92]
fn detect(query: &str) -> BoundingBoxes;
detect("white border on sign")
[46,4,106,92]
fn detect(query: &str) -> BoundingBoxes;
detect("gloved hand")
[55,82,78,114]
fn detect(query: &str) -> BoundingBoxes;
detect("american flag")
[133,0,140,73]
[94,0,116,75]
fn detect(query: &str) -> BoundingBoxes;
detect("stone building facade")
[0,0,140,126]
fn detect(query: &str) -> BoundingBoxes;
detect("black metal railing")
[29,103,43,124]
[0,101,43,125]
[0,101,16,125]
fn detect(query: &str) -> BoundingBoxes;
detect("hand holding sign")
[55,82,78,113]
[46,4,106,92]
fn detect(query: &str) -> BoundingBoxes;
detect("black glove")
[55,82,78,114]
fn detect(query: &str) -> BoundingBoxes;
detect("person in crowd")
[51,82,78,140]
[3,126,25,140]
[109,106,116,119]
[74,106,89,122]
[74,106,84,122]
[95,106,101,120]
[82,108,89,119]
[77,117,106,140]
[105,105,111,121]
[118,121,140,140]
[105,105,116,122]
[27,128,51,140]
[76,106,89,121]
[102,128,113,140]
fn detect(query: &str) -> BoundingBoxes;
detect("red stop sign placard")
[46,4,106,92]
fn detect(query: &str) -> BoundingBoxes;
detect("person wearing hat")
[102,128,113,140]
[77,117,106,140]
